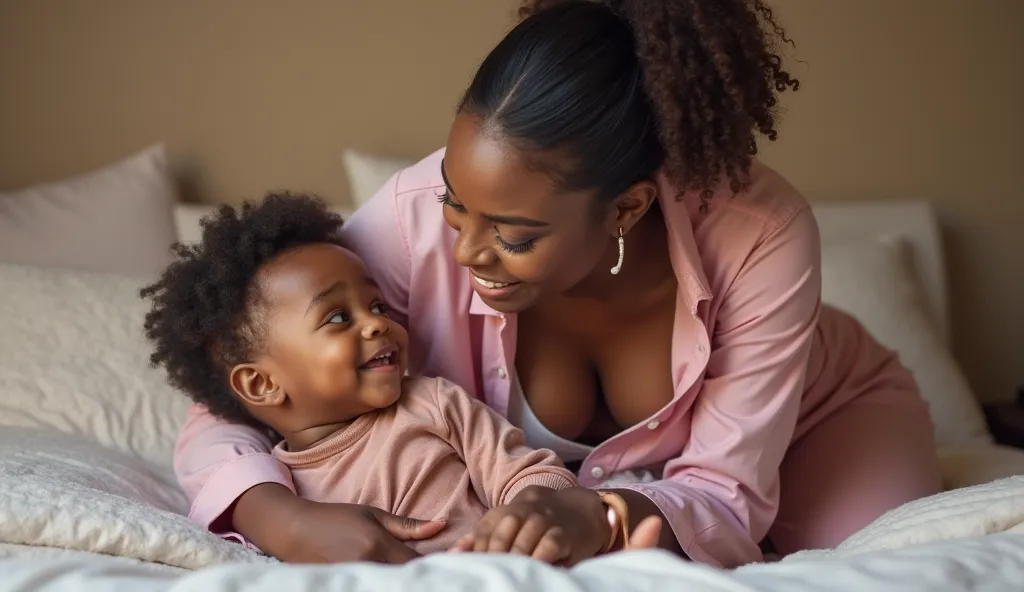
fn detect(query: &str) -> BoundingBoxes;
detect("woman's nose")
[453,225,495,269]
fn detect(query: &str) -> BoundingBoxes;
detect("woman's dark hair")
[140,193,345,427]
[459,0,799,201]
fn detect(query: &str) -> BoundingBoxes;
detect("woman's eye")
[327,311,351,324]
[436,190,467,213]
[370,301,389,316]
[495,234,536,255]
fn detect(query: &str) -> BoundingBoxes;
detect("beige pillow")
[341,149,415,207]
[0,144,178,274]
[0,261,188,470]
[173,203,355,245]
[820,236,991,450]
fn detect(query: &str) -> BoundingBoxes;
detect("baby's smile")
[359,343,401,373]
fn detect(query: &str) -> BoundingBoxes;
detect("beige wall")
[0,0,1020,402]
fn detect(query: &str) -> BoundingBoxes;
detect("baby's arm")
[432,378,576,507]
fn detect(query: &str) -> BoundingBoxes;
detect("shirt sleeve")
[173,404,293,531]
[615,206,822,568]
[173,177,414,532]
[432,378,578,506]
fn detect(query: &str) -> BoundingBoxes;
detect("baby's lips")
[359,342,399,368]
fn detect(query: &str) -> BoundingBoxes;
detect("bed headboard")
[173,198,950,341]
[811,199,949,342]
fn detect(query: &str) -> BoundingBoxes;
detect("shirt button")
[590,466,605,479]
[497,368,507,379]
[646,420,660,430]
[697,344,706,353]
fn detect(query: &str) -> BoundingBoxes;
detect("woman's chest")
[513,297,679,443]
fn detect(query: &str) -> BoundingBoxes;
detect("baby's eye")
[327,310,351,324]
[370,301,389,316]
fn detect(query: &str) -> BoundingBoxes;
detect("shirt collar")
[469,288,500,316]
[655,172,713,313]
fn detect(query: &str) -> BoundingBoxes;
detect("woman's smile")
[471,272,524,300]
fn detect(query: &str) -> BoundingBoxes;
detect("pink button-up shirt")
[174,149,889,568]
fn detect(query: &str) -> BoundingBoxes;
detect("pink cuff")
[502,471,577,505]
[188,453,295,532]
[612,483,718,567]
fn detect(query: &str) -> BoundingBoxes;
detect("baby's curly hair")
[461,0,798,201]
[140,193,345,426]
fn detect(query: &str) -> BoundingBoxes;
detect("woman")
[174,0,941,568]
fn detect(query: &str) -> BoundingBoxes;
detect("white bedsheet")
[1,535,1022,592]
[2,426,1023,591]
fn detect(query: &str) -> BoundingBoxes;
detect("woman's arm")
[609,206,822,567]
[173,404,294,534]
[172,172,415,544]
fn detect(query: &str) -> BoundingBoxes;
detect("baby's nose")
[361,319,388,339]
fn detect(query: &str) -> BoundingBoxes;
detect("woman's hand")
[450,486,661,566]
[233,483,447,563]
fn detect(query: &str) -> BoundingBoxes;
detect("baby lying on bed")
[141,193,625,564]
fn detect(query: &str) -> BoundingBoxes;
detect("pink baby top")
[174,149,908,568]
[272,376,576,555]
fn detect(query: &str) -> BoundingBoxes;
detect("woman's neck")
[563,205,677,311]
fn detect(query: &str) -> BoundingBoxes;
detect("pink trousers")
[768,363,943,554]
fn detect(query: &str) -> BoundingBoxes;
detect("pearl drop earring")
[610,227,625,275]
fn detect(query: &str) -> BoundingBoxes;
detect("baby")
[141,193,581,558]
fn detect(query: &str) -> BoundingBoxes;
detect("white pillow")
[342,149,415,207]
[173,203,355,245]
[0,144,178,275]
[0,426,268,570]
[820,237,991,449]
[173,203,222,245]
[0,262,188,470]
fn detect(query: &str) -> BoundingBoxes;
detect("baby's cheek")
[317,337,360,366]
[309,343,359,384]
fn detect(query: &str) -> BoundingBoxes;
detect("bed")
[0,148,1022,591]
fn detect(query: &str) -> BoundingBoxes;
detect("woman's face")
[441,113,617,314]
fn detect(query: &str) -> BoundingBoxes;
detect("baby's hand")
[449,486,609,565]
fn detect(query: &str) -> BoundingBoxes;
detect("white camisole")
[505,371,594,463]
[506,371,659,486]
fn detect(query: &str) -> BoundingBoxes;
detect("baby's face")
[251,243,409,426]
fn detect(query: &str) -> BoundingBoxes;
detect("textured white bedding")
[0,428,267,573]
[1,422,1022,590]
[2,536,1023,592]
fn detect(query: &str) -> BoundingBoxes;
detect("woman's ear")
[607,180,658,236]
[229,364,286,407]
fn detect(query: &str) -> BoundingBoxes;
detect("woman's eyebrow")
[440,159,549,228]
[482,213,549,227]
[440,159,456,195]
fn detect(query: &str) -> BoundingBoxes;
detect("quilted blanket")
[0,427,270,571]
[1,425,1022,573]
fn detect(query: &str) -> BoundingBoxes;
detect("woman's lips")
[472,275,519,289]
[471,274,523,300]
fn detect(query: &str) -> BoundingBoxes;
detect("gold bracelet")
[596,491,631,553]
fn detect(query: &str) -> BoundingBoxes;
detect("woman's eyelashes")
[436,190,466,213]
[495,233,536,254]
[438,191,538,255]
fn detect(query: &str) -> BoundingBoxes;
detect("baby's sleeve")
[432,378,577,506]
